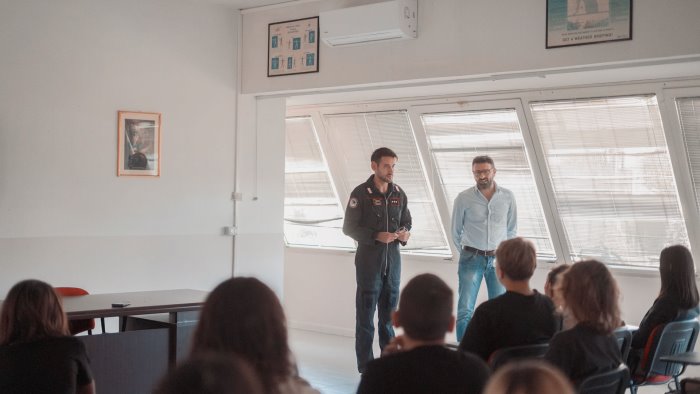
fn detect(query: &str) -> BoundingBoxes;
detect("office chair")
[578,364,629,394]
[613,326,633,362]
[488,343,550,370]
[54,287,106,335]
[630,318,700,394]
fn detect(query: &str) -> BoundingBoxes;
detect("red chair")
[54,287,104,335]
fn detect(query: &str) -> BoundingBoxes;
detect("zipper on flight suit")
[383,190,390,277]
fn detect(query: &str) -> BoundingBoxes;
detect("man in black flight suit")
[343,147,412,374]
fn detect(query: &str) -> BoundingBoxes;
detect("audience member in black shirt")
[0,279,94,394]
[459,237,557,362]
[628,245,700,373]
[190,277,319,394]
[357,274,490,394]
[545,260,622,387]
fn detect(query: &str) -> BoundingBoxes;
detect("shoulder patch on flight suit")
[349,197,359,208]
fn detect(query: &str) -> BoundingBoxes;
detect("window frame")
[285,79,700,269]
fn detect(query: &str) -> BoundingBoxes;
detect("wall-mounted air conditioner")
[320,0,417,47]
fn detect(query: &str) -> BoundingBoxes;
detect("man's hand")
[375,231,399,244]
[396,228,410,242]
[381,335,406,356]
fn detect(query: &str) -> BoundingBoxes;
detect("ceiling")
[206,0,301,10]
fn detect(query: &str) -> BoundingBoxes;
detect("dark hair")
[371,147,398,164]
[398,274,453,341]
[561,260,621,334]
[191,277,291,394]
[472,155,495,167]
[496,238,537,281]
[0,279,69,346]
[484,360,575,394]
[154,352,264,394]
[544,264,570,298]
[659,245,699,309]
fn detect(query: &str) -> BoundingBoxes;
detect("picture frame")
[546,0,632,48]
[268,16,319,77]
[117,111,161,177]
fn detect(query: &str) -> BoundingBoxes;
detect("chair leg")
[100,318,106,334]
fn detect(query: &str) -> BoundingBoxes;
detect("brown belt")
[463,245,496,256]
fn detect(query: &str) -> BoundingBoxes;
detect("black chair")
[578,364,629,394]
[613,326,633,362]
[488,343,549,370]
[630,319,700,394]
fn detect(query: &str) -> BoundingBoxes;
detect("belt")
[463,245,496,256]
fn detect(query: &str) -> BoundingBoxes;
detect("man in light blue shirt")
[452,155,517,340]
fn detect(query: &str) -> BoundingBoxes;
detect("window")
[322,111,451,255]
[531,96,688,267]
[284,117,353,249]
[421,109,555,257]
[677,97,700,213]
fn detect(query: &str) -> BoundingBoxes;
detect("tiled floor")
[290,328,682,394]
[289,329,362,394]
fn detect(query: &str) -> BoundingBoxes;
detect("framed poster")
[546,0,632,48]
[117,111,161,177]
[268,16,319,77]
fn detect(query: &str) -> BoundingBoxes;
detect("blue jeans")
[355,256,400,373]
[456,249,505,341]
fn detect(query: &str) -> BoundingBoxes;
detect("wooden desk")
[63,289,208,394]
[62,289,207,321]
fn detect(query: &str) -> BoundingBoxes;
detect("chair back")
[644,319,700,378]
[578,364,629,394]
[488,343,549,370]
[54,287,95,335]
[54,287,90,297]
[613,326,633,362]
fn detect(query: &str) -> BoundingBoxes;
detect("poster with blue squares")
[268,16,319,76]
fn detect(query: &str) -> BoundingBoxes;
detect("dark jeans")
[355,256,401,373]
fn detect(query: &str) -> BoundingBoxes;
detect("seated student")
[459,237,557,361]
[545,260,622,387]
[357,273,490,394]
[483,360,575,394]
[544,263,571,331]
[154,352,263,394]
[190,277,319,394]
[0,279,95,394]
[628,245,700,371]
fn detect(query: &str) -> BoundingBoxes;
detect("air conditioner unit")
[320,0,417,47]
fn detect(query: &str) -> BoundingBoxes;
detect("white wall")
[238,0,700,336]
[241,0,700,94]
[0,0,239,294]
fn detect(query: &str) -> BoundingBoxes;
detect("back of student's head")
[0,279,68,346]
[397,273,453,341]
[483,360,575,394]
[561,260,620,334]
[544,263,570,298]
[659,244,699,309]
[496,237,537,281]
[154,353,264,394]
[191,277,291,391]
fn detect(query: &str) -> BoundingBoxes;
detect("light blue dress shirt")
[451,184,518,251]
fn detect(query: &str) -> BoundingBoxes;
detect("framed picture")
[268,16,319,77]
[117,111,161,177]
[546,0,632,48]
